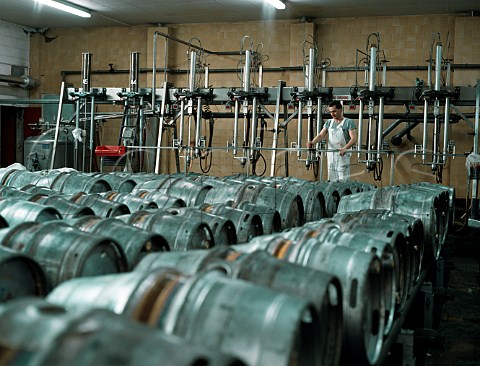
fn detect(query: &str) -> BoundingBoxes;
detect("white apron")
[327,119,350,181]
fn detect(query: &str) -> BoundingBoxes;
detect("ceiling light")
[34,0,91,18]
[265,0,286,10]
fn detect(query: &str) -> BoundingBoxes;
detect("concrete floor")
[426,223,480,366]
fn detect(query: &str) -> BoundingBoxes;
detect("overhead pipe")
[0,74,38,88]
[61,63,480,81]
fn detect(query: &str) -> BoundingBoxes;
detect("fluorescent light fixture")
[265,0,286,10]
[34,0,91,18]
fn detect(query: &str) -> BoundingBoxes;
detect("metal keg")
[236,201,282,234]
[338,186,443,262]
[68,192,130,217]
[0,197,62,226]
[199,203,263,243]
[334,208,425,286]
[313,181,354,218]
[305,219,399,334]
[66,216,169,269]
[46,171,112,194]
[86,172,137,193]
[132,176,212,206]
[135,247,344,366]
[118,210,214,251]
[0,246,48,302]
[100,191,158,212]
[134,190,186,208]
[163,207,237,245]
[239,233,385,366]
[0,186,94,219]
[0,298,246,366]
[0,221,127,289]
[48,268,321,366]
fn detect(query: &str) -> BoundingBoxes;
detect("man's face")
[328,106,343,120]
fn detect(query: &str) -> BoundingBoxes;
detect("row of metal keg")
[0,166,453,365]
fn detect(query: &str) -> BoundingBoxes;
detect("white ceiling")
[0,0,479,29]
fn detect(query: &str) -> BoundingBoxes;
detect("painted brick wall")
[0,20,30,99]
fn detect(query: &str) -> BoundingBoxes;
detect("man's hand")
[307,141,314,148]
[339,147,346,156]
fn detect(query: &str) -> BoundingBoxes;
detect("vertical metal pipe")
[475,81,480,154]
[322,65,327,88]
[434,43,442,92]
[270,81,284,177]
[233,99,239,156]
[433,99,440,164]
[472,81,480,206]
[74,98,80,170]
[297,100,303,158]
[154,81,168,174]
[382,62,387,86]
[188,51,197,92]
[307,48,315,92]
[357,99,364,157]
[377,96,385,161]
[89,96,95,172]
[250,97,258,158]
[442,97,450,164]
[369,45,377,92]
[243,50,251,92]
[446,61,451,87]
[179,99,185,146]
[195,97,202,156]
[258,65,263,88]
[139,96,144,150]
[129,52,140,93]
[204,66,209,88]
[367,99,375,163]
[81,52,92,92]
[427,58,432,89]
[152,32,159,112]
[317,97,323,136]
[422,99,429,162]
[50,82,65,170]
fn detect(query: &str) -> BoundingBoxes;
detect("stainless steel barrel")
[117,210,214,251]
[0,298,246,366]
[0,197,62,225]
[48,268,321,366]
[0,221,127,289]
[135,247,343,366]
[66,216,169,270]
[0,246,48,302]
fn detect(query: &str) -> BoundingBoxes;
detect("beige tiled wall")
[29,15,479,196]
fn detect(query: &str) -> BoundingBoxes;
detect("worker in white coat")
[307,101,357,181]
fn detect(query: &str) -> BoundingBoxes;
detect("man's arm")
[339,128,357,156]
[307,127,327,148]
